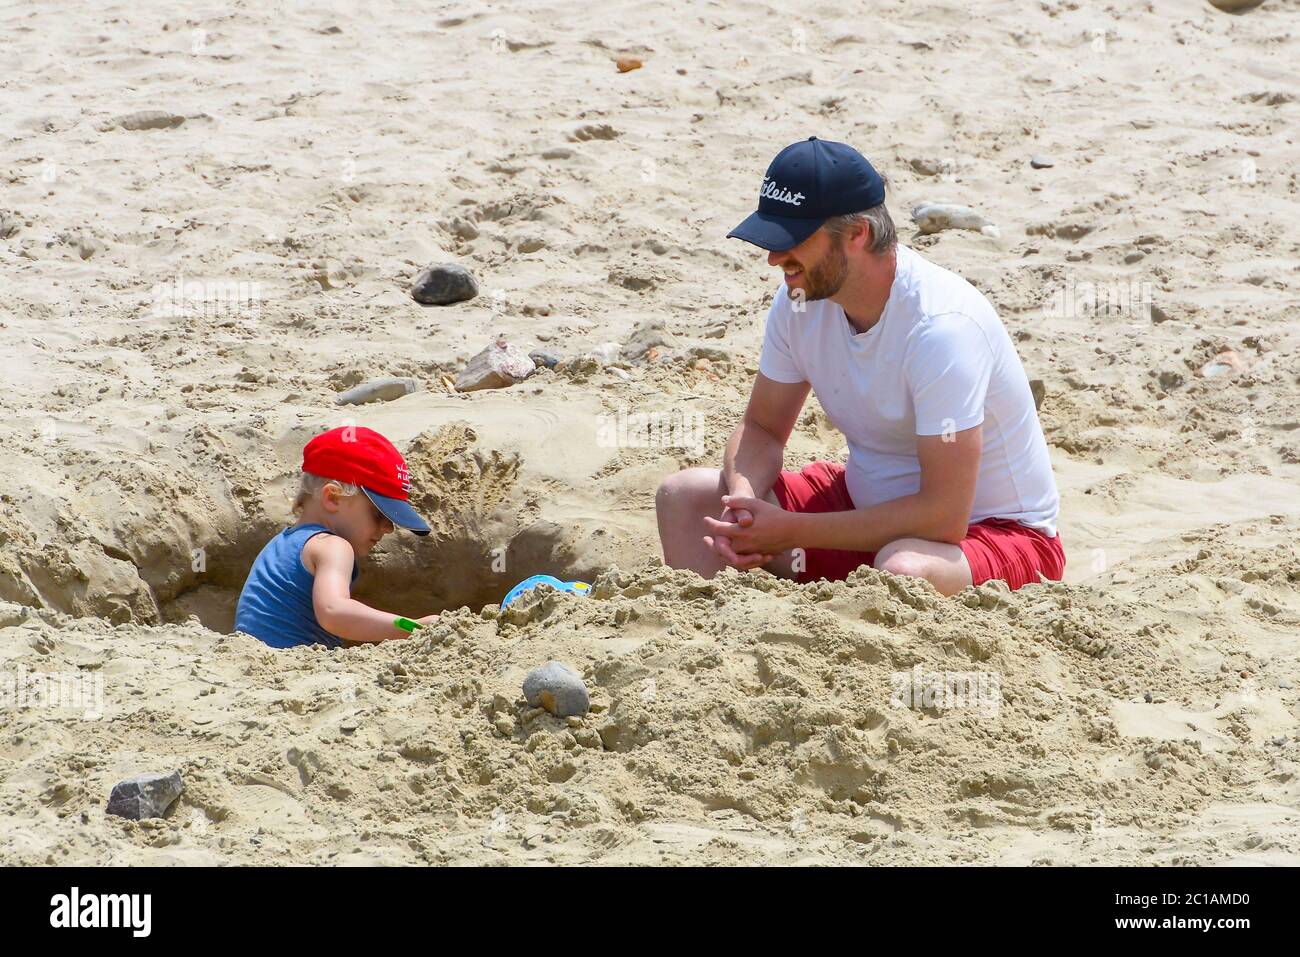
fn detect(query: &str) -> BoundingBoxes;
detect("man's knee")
[873,538,949,580]
[874,545,936,581]
[873,537,971,596]
[655,467,720,517]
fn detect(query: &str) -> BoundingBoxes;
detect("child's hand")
[416,613,440,626]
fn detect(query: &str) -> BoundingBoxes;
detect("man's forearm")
[792,493,968,552]
[722,418,784,499]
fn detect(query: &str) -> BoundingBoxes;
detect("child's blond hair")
[292,472,359,516]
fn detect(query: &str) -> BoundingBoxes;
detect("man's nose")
[767,250,787,267]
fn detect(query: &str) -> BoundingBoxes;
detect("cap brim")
[726,209,825,251]
[362,487,431,536]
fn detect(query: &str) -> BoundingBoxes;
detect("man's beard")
[800,235,849,302]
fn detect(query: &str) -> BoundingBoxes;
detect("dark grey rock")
[106,770,184,820]
[410,263,479,305]
[529,350,560,369]
[523,661,590,718]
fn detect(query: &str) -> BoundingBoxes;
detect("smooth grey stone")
[1208,0,1265,11]
[1030,154,1055,169]
[106,771,184,820]
[523,661,590,718]
[529,351,560,369]
[410,263,478,305]
[335,376,418,405]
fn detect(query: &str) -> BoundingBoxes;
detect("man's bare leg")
[655,468,731,578]
[873,537,973,597]
[655,468,798,580]
[656,470,972,591]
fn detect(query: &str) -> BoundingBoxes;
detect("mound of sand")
[3,540,1297,865]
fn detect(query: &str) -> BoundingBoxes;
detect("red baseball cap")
[302,426,430,535]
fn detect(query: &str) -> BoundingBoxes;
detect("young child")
[235,426,437,648]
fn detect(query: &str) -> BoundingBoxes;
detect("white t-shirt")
[758,244,1059,538]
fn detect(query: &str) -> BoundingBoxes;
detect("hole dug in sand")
[0,424,607,633]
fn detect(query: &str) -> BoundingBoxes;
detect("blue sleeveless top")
[234,524,358,649]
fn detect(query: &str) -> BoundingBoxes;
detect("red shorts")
[771,461,1065,590]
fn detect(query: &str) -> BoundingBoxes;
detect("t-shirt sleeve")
[904,312,994,436]
[757,286,806,384]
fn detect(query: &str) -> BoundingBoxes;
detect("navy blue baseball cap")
[727,137,887,251]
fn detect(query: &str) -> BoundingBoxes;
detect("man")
[655,137,1063,596]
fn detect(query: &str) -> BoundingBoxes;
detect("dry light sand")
[1,0,1299,865]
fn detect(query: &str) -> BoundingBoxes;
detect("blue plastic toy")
[500,575,591,609]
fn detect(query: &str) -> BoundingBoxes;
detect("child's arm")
[304,534,429,643]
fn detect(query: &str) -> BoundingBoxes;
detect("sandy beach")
[1,0,1298,864]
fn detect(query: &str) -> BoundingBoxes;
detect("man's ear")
[856,221,875,252]
[839,222,870,253]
